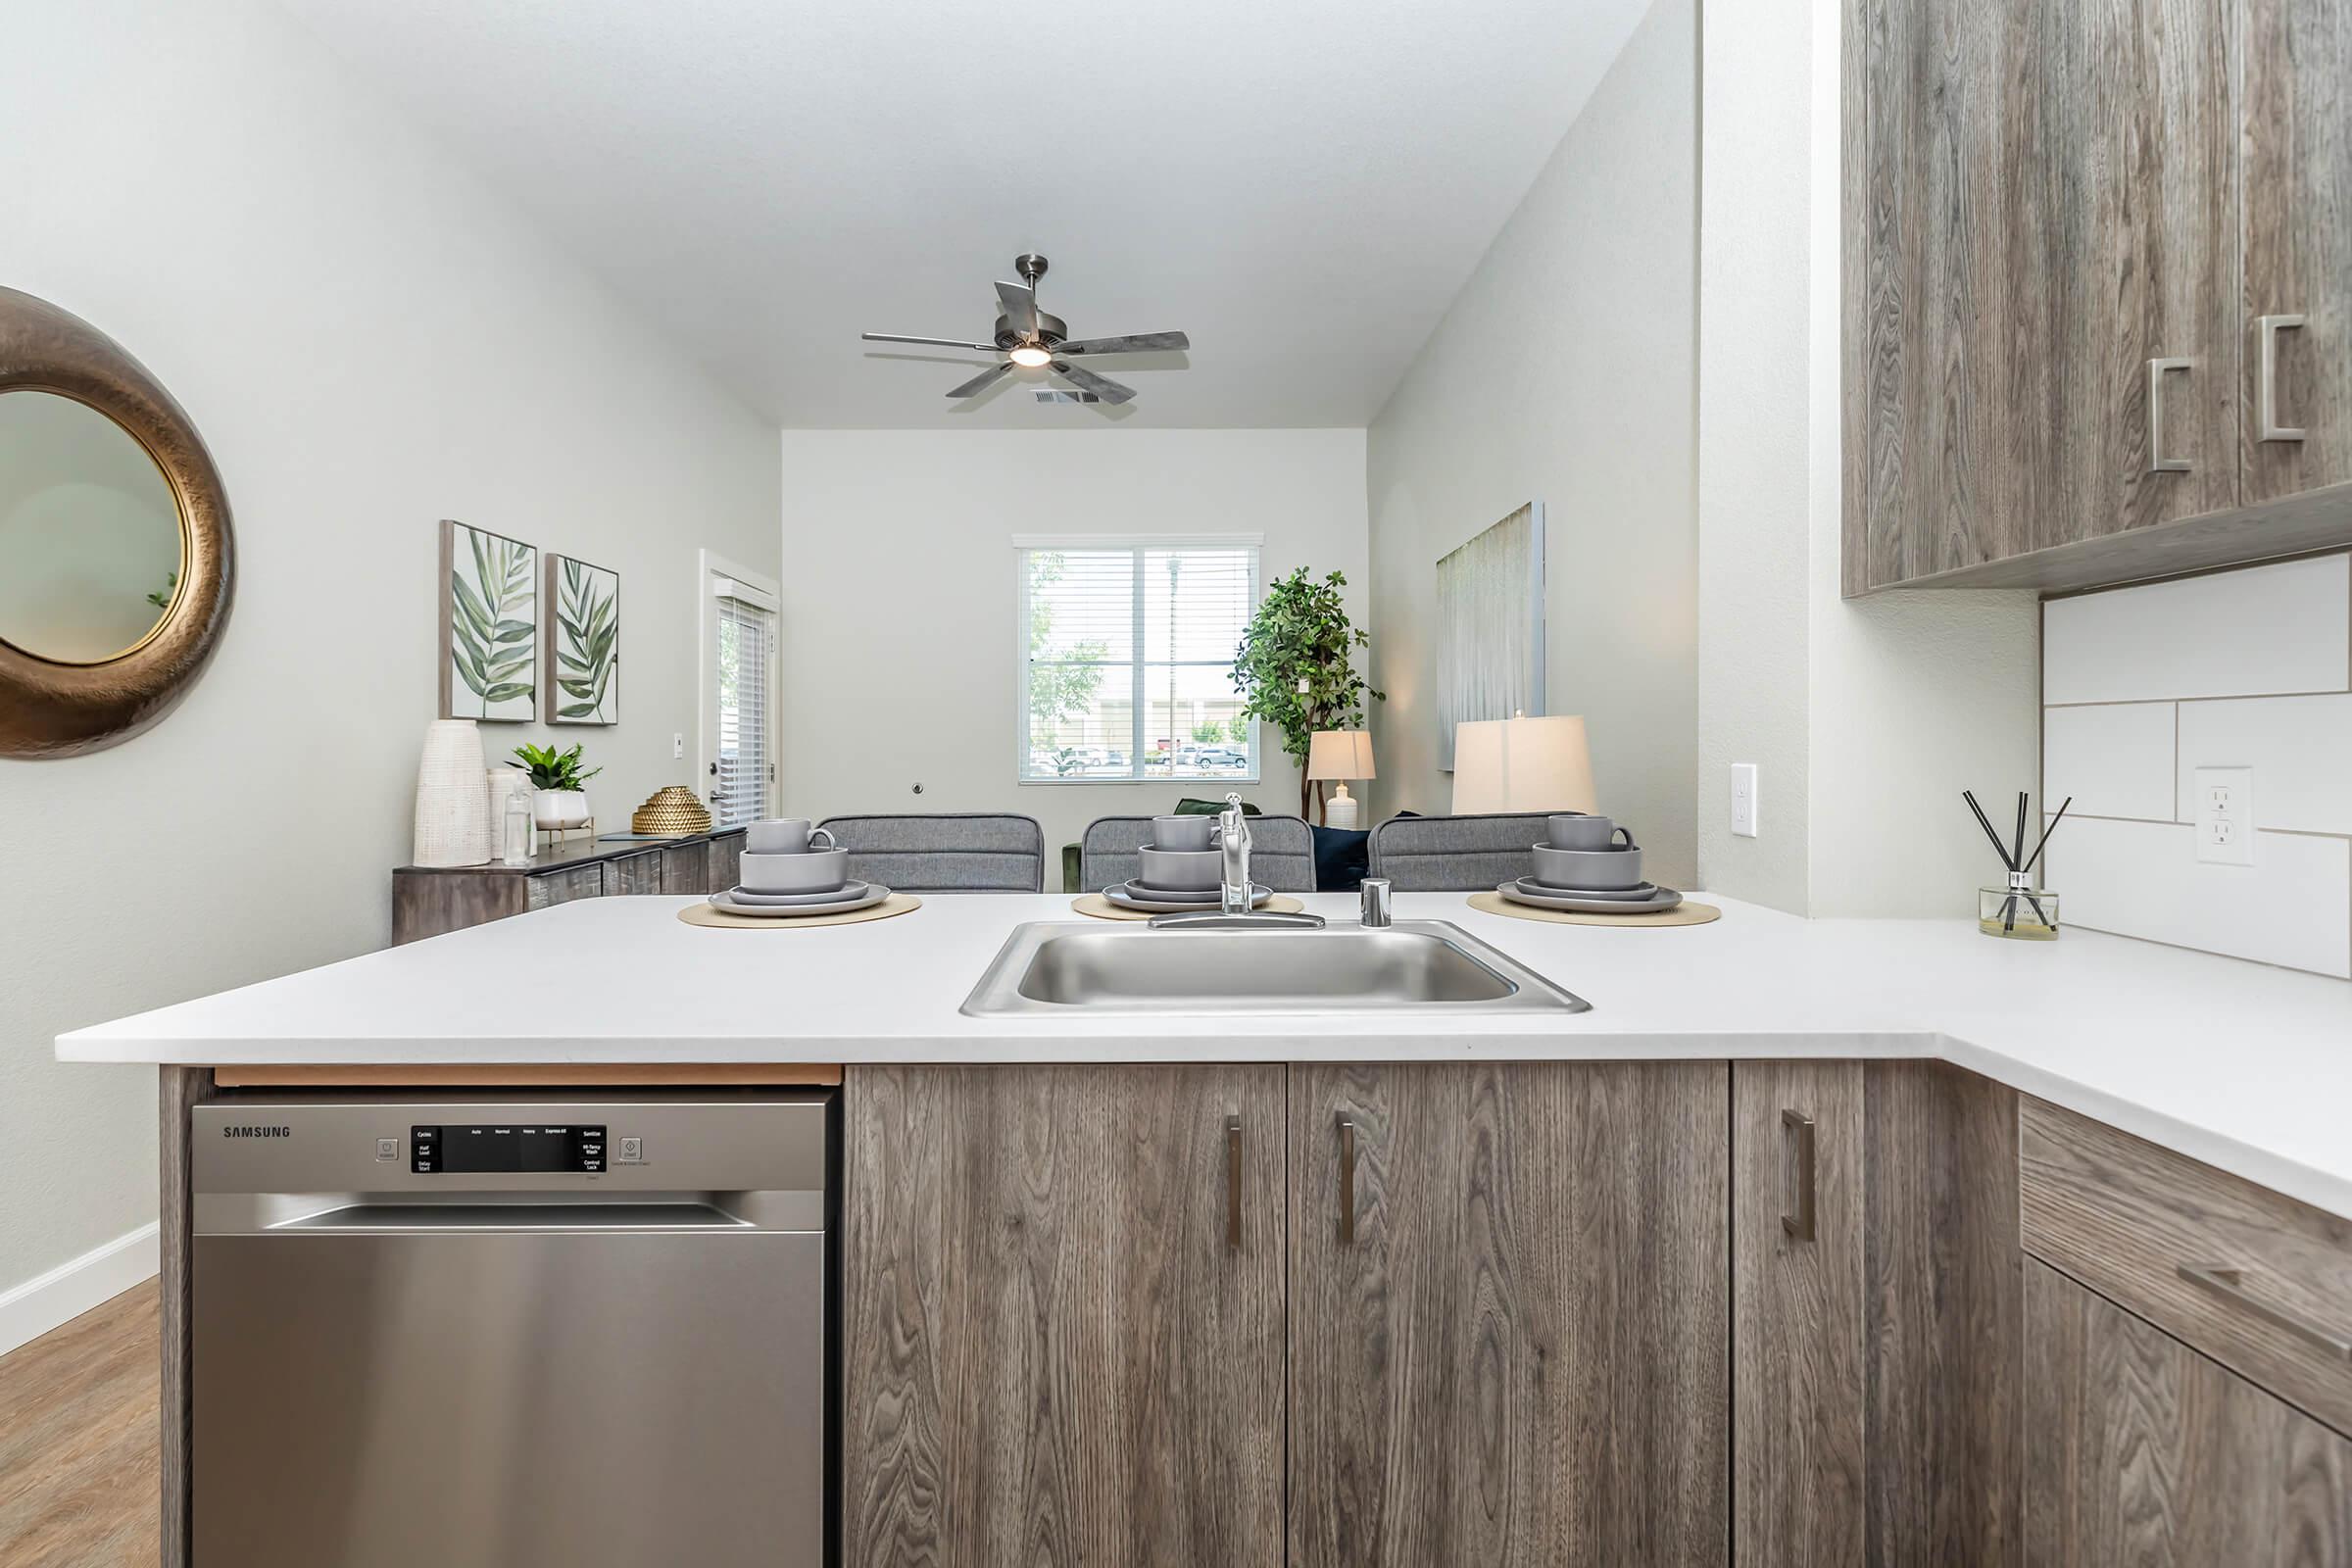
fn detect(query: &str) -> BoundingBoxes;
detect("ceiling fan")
[860,254,1190,406]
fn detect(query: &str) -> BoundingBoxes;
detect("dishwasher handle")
[273,1201,752,1234]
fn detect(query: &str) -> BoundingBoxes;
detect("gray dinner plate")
[709,885,893,918]
[1496,881,1684,915]
[1102,883,1272,914]
[1511,876,1662,903]
[724,880,870,906]
[1115,878,1222,903]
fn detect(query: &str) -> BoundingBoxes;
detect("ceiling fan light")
[1008,344,1053,368]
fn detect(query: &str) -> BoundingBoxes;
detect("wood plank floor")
[0,1282,159,1567]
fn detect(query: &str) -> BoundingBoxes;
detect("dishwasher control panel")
[410,1123,606,1175]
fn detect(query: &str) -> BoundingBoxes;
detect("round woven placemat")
[1466,890,1721,928]
[1071,893,1307,922]
[678,893,922,930]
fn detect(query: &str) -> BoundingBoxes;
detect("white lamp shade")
[1449,714,1594,814]
[1306,729,1376,782]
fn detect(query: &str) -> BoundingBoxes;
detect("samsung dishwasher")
[190,1094,830,1568]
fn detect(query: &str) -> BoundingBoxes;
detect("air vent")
[1033,388,1102,404]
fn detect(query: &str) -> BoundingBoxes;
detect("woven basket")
[632,785,713,836]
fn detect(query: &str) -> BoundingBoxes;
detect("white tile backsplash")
[2176,694,2352,836]
[2042,554,2350,705]
[2050,816,2351,979]
[2042,552,2352,977]
[2043,703,2178,822]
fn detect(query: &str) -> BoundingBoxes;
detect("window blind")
[711,590,775,827]
[1016,540,1261,782]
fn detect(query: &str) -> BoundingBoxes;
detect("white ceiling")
[277,0,1652,428]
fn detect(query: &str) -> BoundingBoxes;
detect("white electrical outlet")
[1731,762,1759,839]
[2193,765,2255,866]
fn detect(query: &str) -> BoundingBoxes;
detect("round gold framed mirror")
[0,287,233,757]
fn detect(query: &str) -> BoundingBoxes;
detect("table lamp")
[1306,730,1376,828]
[1449,713,1594,814]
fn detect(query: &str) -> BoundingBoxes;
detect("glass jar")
[1979,873,2059,940]
[499,788,535,865]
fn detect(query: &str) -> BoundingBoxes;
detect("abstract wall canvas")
[1435,501,1544,770]
[545,553,619,724]
[438,519,537,722]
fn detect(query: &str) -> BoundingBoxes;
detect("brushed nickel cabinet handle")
[1225,1115,1242,1251]
[1338,1116,1356,1246]
[1781,1108,1817,1242]
[2259,315,2307,442]
[2178,1264,2352,1360]
[2147,357,2194,472]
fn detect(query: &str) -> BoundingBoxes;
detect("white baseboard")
[0,1222,161,1359]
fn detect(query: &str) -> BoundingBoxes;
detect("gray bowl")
[1531,843,1643,890]
[1136,846,1222,891]
[739,848,851,895]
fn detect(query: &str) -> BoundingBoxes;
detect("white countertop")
[56,892,2352,1218]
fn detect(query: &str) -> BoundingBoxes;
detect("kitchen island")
[58,890,2352,1216]
[59,891,2352,1568]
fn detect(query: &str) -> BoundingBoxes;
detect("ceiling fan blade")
[863,331,1001,351]
[945,361,1015,399]
[1054,331,1192,357]
[1050,360,1136,405]
[995,280,1038,339]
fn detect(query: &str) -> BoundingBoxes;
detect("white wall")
[775,428,1367,878]
[0,0,780,1332]
[1696,0,2040,916]
[1364,0,1699,888]
[2041,554,2352,977]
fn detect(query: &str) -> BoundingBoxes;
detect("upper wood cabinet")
[1287,1061,1731,1568]
[1844,0,2352,594]
[2244,0,2352,505]
[840,1064,1286,1568]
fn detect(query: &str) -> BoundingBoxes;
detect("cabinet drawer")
[2021,1098,2352,1435]
[608,848,664,895]
[525,864,605,909]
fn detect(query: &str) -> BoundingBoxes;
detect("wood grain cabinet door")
[2243,0,2352,503]
[1287,1062,1731,1568]
[1847,0,2238,589]
[841,1064,1285,1568]
[1731,1060,2026,1568]
[2025,1258,2352,1565]
[1734,1062,1867,1568]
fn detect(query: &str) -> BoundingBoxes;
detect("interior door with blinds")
[705,561,777,828]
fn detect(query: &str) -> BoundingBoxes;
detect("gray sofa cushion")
[1366,811,1558,892]
[1079,813,1318,894]
[816,813,1045,892]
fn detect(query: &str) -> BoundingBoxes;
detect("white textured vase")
[413,720,492,866]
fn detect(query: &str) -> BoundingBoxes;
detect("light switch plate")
[2193,765,2255,865]
[1731,763,1759,839]
[672,732,685,760]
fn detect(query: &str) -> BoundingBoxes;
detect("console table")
[392,828,748,944]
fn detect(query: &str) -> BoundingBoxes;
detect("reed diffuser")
[1963,790,2069,941]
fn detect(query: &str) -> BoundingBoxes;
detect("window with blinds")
[710,583,775,826]
[1016,537,1262,782]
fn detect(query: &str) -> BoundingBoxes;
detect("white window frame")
[697,549,780,824]
[1011,532,1265,787]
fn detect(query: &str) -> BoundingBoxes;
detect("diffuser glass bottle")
[1979,872,2060,941]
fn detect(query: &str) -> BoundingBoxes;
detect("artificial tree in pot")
[1230,566,1383,820]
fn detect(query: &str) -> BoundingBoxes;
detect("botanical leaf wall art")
[438,519,537,721]
[545,554,618,724]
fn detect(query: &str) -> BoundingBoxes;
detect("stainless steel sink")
[960,919,1590,1017]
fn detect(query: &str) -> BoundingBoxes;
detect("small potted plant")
[508,742,602,830]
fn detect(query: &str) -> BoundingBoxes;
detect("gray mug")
[747,817,837,855]
[1152,814,1217,852]
[1548,814,1635,852]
